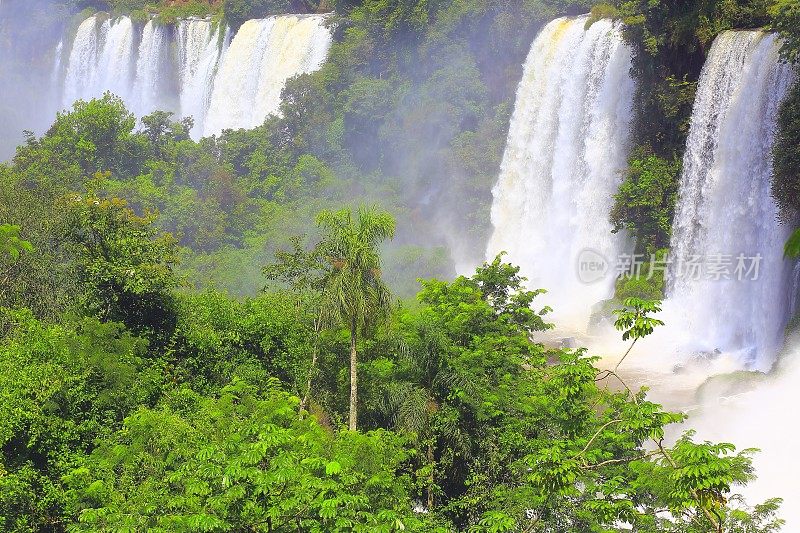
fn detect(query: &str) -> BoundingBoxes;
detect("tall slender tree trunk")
[299,343,318,418]
[299,315,322,419]
[348,319,358,431]
[427,441,434,510]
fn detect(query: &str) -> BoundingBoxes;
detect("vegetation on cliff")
[2,0,800,530]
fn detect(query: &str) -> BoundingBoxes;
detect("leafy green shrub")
[155,1,221,24]
[223,0,292,29]
[0,223,33,260]
[64,380,427,531]
[771,0,800,63]
[785,229,800,258]
[614,248,669,300]
[107,0,150,11]
[611,146,681,253]
[586,2,619,28]
[0,312,161,531]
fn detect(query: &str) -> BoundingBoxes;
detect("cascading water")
[63,15,139,108]
[56,13,331,138]
[665,31,795,370]
[52,40,64,82]
[176,19,227,138]
[486,16,635,329]
[96,17,136,103]
[203,15,332,136]
[63,15,104,106]
[131,20,173,118]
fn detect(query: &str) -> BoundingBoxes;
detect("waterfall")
[97,17,136,103]
[63,15,172,118]
[132,20,173,118]
[63,16,137,108]
[177,19,226,137]
[52,40,64,82]
[666,31,795,369]
[486,16,635,329]
[63,16,103,106]
[203,15,332,136]
[57,13,331,138]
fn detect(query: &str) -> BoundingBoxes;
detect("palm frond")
[316,205,396,332]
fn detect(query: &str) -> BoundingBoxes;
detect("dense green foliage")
[769,0,800,248]
[3,0,799,530]
[66,381,423,531]
[0,239,785,530]
[770,0,800,63]
[2,93,451,299]
[772,77,800,219]
[611,147,681,253]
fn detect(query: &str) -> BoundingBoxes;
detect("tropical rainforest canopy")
[1,0,800,531]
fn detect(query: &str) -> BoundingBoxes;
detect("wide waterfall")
[487,16,635,329]
[665,31,795,370]
[56,13,332,138]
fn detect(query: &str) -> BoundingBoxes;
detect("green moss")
[696,371,768,402]
[89,0,220,23]
[129,8,150,23]
[155,1,221,24]
[223,0,293,30]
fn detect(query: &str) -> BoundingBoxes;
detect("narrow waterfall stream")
[665,31,795,371]
[176,19,226,138]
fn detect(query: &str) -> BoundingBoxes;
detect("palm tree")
[316,206,395,431]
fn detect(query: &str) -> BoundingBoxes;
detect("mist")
[0,0,70,159]
[0,0,561,287]
[686,338,800,528]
